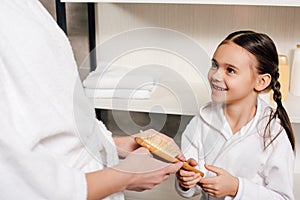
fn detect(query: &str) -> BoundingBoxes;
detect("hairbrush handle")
[182,162,204,177]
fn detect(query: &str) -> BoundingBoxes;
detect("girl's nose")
[211,69,223,81]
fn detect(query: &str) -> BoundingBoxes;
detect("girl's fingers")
[204,164,223,175]
[177,174,199,182]
[180,178,200,188]
[187,158,198,167]
[177,171,202,189]
[178,168,197,176]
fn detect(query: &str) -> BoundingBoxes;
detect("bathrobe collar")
[199,97,266,140]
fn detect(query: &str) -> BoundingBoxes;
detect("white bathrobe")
[176,97,294,199]
[0,0,123,199]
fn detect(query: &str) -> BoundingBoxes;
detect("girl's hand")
[176,158,202,190]
[199,164,239,198]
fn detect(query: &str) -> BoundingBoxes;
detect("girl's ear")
[255,73,271,92]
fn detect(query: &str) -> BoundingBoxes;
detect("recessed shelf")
[88,81,211,116]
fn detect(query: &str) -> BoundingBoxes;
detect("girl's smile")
[210,82,228,92]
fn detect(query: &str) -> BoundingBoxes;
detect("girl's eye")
[227,67,236,74]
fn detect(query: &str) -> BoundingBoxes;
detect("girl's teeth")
[213,85,225,91]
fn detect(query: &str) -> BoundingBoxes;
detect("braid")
[268,78,295,151]
[272,74,282,105]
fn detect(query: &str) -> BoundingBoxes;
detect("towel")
[83,65,157,99]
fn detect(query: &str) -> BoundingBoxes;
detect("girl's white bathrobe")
[0,0,123,199]
[176,97,294,200]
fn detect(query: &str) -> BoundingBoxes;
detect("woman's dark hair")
[220,30,295,151]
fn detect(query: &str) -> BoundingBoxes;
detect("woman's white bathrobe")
[0,0,123,199]
[176,97,294,200]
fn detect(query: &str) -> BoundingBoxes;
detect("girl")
[175,30,295,199]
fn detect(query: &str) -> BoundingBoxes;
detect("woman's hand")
[198,164,239,198]
[176,158,202,190]
[86,147,183,199]
[113,135,139,158]
[114,147,183,191]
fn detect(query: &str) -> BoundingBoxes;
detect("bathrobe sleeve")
[0,124,88,200]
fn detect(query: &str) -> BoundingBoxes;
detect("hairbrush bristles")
[135,130,204,176]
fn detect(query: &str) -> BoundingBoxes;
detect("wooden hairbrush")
[135,131,204,177]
